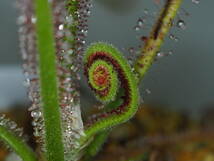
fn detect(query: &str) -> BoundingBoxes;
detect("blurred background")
[0,0,214,160]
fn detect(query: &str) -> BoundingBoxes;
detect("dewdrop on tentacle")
[0,114,25,150]
[17,0,45,150]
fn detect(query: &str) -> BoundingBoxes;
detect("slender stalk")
[0,126,37,161]
[83,130,110,161]
[34,0,64,161]
[134,0,183,81]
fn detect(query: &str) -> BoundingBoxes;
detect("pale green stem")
[0,126,37,161]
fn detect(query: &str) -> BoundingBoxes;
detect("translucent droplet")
[31,16,37,24]
[145,89,151,94]
[86,10,91,16]
[65,15,73,25]
[32,120,37,126]
[177,20,186,30]
[17,15,27,25]
[82,40,86,44]
[0,114,5,120]
[33,129,40,137]
[81,29,88,36]
[144,9,149,15]
[23,79,30,87]
[192,0,200,4]
[76,74,81,80]
[157,52,163,57]
[168,50,173,56]
[6,121,17,130]
[58,24,64,30]
[134,25,140,31]
[31,111,41,118]
[87,3,93,8]
[169,34,179,42]
[137,18,144,27]
[156,52,165,58]
[15,128,24,137]
[128,47,135,54]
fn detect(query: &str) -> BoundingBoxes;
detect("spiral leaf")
[83,42,139,143]
[88,59,119,102]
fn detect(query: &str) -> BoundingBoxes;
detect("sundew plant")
[0,0,199,161]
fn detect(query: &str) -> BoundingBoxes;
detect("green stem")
[0,126,37,161]
[134,0,183,81]
[83,130,110,161]
[34,0,64,161]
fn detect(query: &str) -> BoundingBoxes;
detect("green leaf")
[0,126,37,161]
